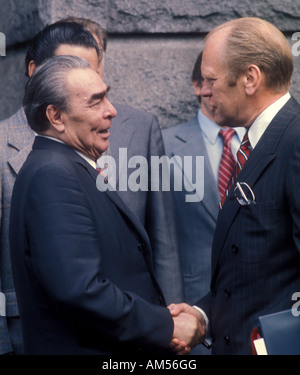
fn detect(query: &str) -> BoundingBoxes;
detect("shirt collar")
[198,109,246,144]
[248,92,291,149]
[75,150,97,169]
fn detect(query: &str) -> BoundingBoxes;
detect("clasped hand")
[168,303,206,355]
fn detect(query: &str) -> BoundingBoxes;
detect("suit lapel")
[172,117,219,222]
[86,160,156,276]
[91,164,152,249]
[97,107,157,269]
[211,97,300,279]
[8,144,35,175]
[7,107,35,175]
[32,136,153,254]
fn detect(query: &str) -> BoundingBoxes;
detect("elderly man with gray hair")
[9,55,205,355]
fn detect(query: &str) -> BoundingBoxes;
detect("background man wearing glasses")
[170,16,300,355]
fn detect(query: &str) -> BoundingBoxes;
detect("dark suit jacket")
[197,97,300,355]
[0,104,183,354]
[9,136,174,355]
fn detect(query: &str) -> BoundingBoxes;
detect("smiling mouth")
[98,128,110,134]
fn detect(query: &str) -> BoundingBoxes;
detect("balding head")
[205,17,293,93]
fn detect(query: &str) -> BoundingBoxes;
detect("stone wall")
[0,0,299,128]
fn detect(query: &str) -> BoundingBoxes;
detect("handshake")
[168,303,207,355]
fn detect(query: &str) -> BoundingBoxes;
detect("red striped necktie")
[220,130,251,208]
[218,129,236,203]
[96,167,108,184]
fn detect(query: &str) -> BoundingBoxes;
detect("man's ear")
[46,105,65,132]
[193,80,202,97]
[243,64,262,96]
[28,60,37,77]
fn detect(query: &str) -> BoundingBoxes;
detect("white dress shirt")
[248,92,291,149]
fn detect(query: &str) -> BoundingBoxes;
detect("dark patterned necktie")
[220,130,251,208]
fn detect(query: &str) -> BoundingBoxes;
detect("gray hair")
[23,55,90,133]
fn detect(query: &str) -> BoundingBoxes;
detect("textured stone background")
[0,0,299,128]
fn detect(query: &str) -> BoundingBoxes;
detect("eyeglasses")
[234,182,256,206]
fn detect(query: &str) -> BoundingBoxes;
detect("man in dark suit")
[9,55,203,355]
[0,19,182,354]
[0,21,101,355]
[170,17,300,355]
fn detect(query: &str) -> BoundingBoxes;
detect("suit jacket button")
[231,244,239,254]
[224,289,231,299]
[224,336,230,344]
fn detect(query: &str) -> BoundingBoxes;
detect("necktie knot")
[219,128,235,148]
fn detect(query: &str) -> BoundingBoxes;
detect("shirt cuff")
[193,305,212,348]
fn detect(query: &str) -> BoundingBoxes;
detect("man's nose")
[200,80,212,97]
[104,99,117,118]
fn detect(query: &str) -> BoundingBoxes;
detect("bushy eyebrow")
[87,85,111,104]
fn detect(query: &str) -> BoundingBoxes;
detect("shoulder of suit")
[26,143,82,174]
[0,107,25,124]
[0,107,34,150]
[162,116,199,136]
[0,107,31,134]
[113,103,156,121]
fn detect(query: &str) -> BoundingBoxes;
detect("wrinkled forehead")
[65,68,104,102]
[202,33,229,75]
